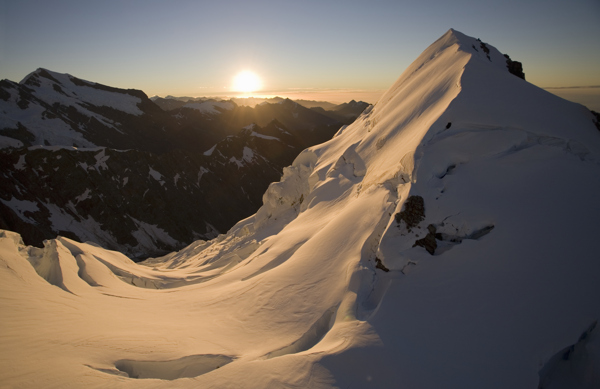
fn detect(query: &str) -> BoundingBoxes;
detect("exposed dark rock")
[429,224,495,255]
[591,110,600,132]
[395,195,425,230]
[405,219,495,256]
[27,68,61,85]
[0,122,35,147]
[0,80,13,101]
[477,39,491,61]
[413,224,437,255]
[17,86,32,109]
[435,224,495,244]
[504,54,526,80]
[375,257,390,272]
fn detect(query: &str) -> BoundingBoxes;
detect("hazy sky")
[1,0,599,103]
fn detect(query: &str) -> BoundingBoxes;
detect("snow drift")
[2,29,600,388]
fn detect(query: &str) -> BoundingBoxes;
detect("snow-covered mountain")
[0,120,306,258]
[2,28,600,388]
[0,69,344,153]
[0,71,349,256]
[154,95,370,125]
[0,68,176,151]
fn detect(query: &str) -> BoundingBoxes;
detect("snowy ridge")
[21,68,144,116]
[0,68,151,149]
[0,83,98,148]
[1,29,600,388]
[250,131,280,141]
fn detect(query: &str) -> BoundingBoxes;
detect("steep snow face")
[2,29,600,388]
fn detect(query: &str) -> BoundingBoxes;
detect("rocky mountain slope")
[0,120,302,258]
[0,69,351,153]
[0,70,354,257]
[2,29,599,388]
[309,99,371,124]
[0,68,174,152]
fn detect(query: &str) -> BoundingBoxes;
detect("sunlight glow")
[232,71,262,93]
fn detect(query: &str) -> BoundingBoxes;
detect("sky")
[1,0,599,106]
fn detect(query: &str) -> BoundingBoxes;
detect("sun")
[232,71,262,93]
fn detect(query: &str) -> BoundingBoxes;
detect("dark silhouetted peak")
[280,98,299,108]
[265,118,286,130]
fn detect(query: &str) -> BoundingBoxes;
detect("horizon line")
[542,85,600,90]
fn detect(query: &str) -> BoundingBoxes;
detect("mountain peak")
[20,67,61,87]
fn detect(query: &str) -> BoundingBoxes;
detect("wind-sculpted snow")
[2,29,600,388]
[114,354,235,380]
[264,306,338,359]
[253,149,317,229]
[327,142,367,178]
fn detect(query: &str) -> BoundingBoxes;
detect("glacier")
[1,29,600,388]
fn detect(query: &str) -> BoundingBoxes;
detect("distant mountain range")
[151,95,369,128]
[0,69,369,258]
[153,95,342,111]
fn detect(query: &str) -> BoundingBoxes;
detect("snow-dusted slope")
[0,68,145,148]
[0,68,343,257]
[2,29,600,388]
[0,120,304,258]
